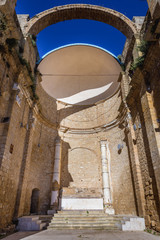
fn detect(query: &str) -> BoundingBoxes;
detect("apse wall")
[26,44,138,215]
[24,73,137,215]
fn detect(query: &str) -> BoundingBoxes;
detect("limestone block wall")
[36,74,137,214]
[58,126,137,215]
[58,90,121,130]
[23,122,57,215]
[0,0,17,14]
[147,0,160,17]
[36,83,57,124]
[100,128,137,215]
[0,93,31,227]
[127,93,160,229]
[123,37,160,229]
[60,135,102,199]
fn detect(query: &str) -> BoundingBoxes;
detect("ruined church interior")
[0,0,160,234]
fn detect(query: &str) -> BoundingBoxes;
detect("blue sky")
[16,0,148,58]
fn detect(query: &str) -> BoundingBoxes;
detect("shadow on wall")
[60,140,73,188]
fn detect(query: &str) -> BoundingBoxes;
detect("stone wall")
[0,91,31,227]
[23,122,57,215]
[123,5,160,228]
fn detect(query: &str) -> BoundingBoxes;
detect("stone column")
[101,141,115,214]
[51,137,62,211]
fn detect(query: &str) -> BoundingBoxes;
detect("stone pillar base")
[104,204,115,215]
[105,208,115,215]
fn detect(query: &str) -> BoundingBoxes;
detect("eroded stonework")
[0,0,160,233]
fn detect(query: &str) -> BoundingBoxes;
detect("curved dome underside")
[38,45,121,105]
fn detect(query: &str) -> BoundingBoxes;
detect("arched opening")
[30,188,40,214]
[36,20,126,58]
[23,4,138,66]
[24,4,138,39]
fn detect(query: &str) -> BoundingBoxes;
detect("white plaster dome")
[38,44,121,105]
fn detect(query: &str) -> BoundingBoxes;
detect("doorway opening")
[30,188,40,214]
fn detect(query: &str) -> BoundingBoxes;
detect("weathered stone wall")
[0,92,31,227]
[123,6,160,228]
[57,91,121,130]
[58,126,137,215]
[100,127,137,215]
[23,122,57,215]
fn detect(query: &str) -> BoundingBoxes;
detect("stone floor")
[2,230,160,240]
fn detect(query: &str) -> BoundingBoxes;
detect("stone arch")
[24,4,138,39]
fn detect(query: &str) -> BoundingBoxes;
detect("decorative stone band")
[59,107,127,134]
[18,67,127,135]
[17,68,127,134]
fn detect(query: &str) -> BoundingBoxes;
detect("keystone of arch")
[24,4,138,39]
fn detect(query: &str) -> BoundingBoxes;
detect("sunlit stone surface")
[38,44,121,105]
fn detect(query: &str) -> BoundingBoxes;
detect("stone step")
[39,215,52,220]
[49,223,119,226]
[48,211,145,231]
[48,225,119,230]
[54,214,119,219]
[39,223,47,230]
[39,216,52,229]
[57,210,105,215]
[53,217,124,222]
[18,216,39,222]
[51,218,122,221]
[50,221,121,225]
[53,215,123,219]
[49,223,118,227]
[51,217,123,221]
[17,216,48,231]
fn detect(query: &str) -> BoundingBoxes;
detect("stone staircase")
[17,215,52,231]
[17,212,145,231]
[39,215,53,229]
[48,210,123,230]
[48,211,145,231]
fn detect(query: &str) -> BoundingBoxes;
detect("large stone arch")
[24,4,138,39]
